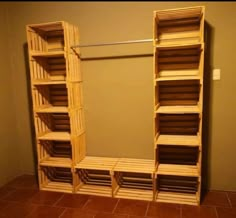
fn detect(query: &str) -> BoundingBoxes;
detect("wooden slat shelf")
[155,42,202,49]
[115,188,153,201]
[35,106,68,113]
[39,157,72,168]
[156,105,200,114]
[32,80,66,85]
[114,158,155,174]
[156,191,198,205]
[30,51,65,57]
[155,75,200,82]
[77,185,112,197]
[41,182,73,193]
[156,135,200,146]
[38,132,71,141]
[75,156,119,171]
[157,164,199,177]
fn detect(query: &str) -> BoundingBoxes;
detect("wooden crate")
[113,158,155,201]
[155,174,200,205]
[74,156,119,197]
[154,6,205,46]
[154,44,203,81]
[26,21,79,54]
[37,140,72,167]
[39,166,74,193]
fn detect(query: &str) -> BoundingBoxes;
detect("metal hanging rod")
[71,38,153,48]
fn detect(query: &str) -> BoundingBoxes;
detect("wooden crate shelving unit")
[26,6,206,205]
[153,6,205,205]
[26,21,85,193]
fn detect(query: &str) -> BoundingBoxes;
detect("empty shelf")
[157,191,198,205]
[159,69,199,77]
[115,188,153,201]
[77,185,112,197]
[156,42,202,49]
[35,106,68,113]
[33,80,66,85]
[114,158,155,173]
[39,157,72,167]
[157,164,199,177]
[30,51,65,57]
[38,132,71,141]
[41,182,73,193]
[156,105,200,114]
[156,135,200,146]
[156,75,200,82]
[75,156,119,171]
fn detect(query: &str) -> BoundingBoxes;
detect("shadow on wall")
[23,42,38,184]
[201,21,214,201]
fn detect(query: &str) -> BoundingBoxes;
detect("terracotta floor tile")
[27,205,65,218]
[2,189,37,202]
[202,191,231,207]
[216,207,236,218]
[95,212,128,218]
[60,208,96,218]
[30,190,63,205]
[55,193,89,208]
[227,192,236,207]
[146,202,180,218]
[0,187,15,199]
[0,201,9,210]
[0,202,36,218]
[114,199,148,216]
[6,175,38,189]
[83,196,118,213]
[182,205,217,218]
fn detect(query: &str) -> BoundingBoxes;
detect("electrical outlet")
[213,69,221,80]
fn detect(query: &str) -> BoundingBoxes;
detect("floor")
[0,175,235,218]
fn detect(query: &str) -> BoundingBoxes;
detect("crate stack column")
[153,7,205,205]
[26,21,86,193]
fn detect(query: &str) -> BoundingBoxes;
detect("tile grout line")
[214,206,219,218]
[111,198,120,214]
[81,196,91,210]
[226,192,232,208]
[52,193,65,207]
[58,207,67,218]
[144,201,150,217]
[180,204,182,218]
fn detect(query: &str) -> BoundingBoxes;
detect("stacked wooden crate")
[26,21,86,193]
[153,6,205,205]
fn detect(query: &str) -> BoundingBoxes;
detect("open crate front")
[35,113,71,141]
[75,169,113,197]
[154,44,203,81]
[33,84,68,110]
[30,55,67,83]
[113,171,154,201]
[39,166,73,193]
[27,22,65,53]
[156,174,199,205]
[154,7,204,46]
[155,79,201,114]
[156,113,200,136]
[38,140,72,167]
[157,145,199,165]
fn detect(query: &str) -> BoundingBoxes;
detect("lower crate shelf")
[74,156,119,197]
[156,191,198,205]
[39,157,72,167]
[38,132,71,141]
[157,164,199,177]
[39,166,73,193]
[113,158,155,201]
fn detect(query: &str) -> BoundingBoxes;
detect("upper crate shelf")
[26,21,79,54]
[154,43,203,81]
[154,6,204,46]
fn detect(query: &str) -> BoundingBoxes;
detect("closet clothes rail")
[71,38,153,48]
